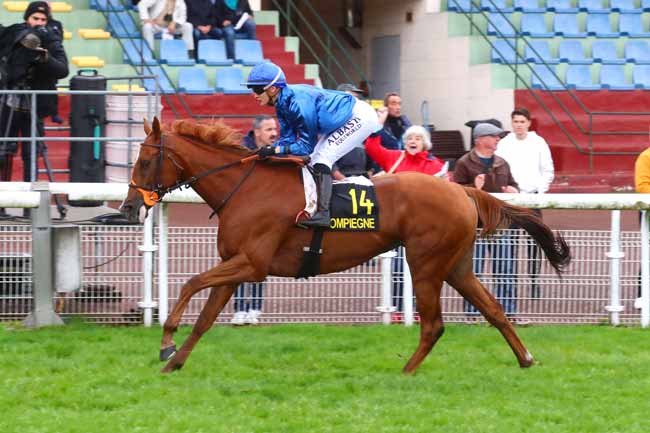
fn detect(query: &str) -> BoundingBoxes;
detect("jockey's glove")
[258,145,276,158]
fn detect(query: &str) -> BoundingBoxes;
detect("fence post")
[377,251,396,324]
[23,182,64,328]
[605,210,624,325]
[403,251,414,327]
[641,210,649,328]
[158,202,169,326]
[138,211,157,326]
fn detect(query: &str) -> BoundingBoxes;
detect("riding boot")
[302,169,332,229]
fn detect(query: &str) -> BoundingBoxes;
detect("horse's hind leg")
[446,252,534,368]
[161,284,236,373]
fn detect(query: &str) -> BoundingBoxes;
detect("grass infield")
[1,322,649,433]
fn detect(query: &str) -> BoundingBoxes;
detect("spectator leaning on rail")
[453,123,520,317]
[496,107,555,299]
[231,115,278,325]
[215,0,256,60]
[139,0,195,58]
[245,61,380,228]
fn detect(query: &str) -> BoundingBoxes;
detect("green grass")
[1,323,649,433]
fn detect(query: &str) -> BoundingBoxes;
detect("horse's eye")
[140,160,151,169]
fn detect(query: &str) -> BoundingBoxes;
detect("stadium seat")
[447,0,479,12]
[578,0,610,12]
[619,13,650,37]
[531,65,565,90]
[554,13,587,37]
[122,39,158,66]
[197,40,234,66]
[566,65,600,89]
[78,28,111,39]
[625,40,650,63]
[600,65,635,89]
[71,56,105,67]
[234,40,265,65]
[142,66,175,94]
[546,0,579,12]
[525,40,559,63]
[487,13,517,36]
[514,0,546,12]
[559,40,593,64]
[521,13,554,37]
[107,12,140,38]
[480,0,514,11]
[633,64,650,88]
[215,67,252,94]
[491,39,521,63]
[178,68,212,94]
[586,14,619,37]
[592,40,625,64]
[610,0,642,12]
[643,0,650,11]
[160,39,195,66]
[90,0,126,11]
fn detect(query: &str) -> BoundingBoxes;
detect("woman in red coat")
[365,125,448,177]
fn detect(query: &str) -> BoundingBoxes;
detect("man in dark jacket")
[187,0,221,46]
[215,0,256,60]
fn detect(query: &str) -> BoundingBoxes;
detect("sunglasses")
[248,85,267,95]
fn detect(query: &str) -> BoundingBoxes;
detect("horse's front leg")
[160,254,258,364]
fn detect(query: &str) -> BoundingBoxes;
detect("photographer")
[0,1,68,193]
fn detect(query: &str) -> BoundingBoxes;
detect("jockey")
[244,61,379,228]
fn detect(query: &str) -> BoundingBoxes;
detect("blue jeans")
[193,27,222,44]
[221,19,257,59]
[233,282,264,312]
[465,230,517,315]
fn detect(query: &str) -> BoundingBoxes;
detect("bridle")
[129,134,259,213]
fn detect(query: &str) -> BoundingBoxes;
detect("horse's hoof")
[159,345,177,362]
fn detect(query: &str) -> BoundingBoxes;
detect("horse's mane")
[170,119,250,155]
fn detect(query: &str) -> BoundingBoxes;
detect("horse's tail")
[463,186,571,274]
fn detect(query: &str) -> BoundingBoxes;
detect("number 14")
[349,189,374,215]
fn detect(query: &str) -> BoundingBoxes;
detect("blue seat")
[121,39,157,66]
[90,0,126,11]
[178,68,212,94]
[610,0,642,12]
[633,64,650,88]
[141,66,175,94]
[521,13,554,36]
[531,65,565,90]
[481,0,514,11]
[554,13,587,37]
[566,65,600,89]
[600,65,634,89]
[234,40,264,65]
[578,0,610,12]
[160,39,195,66]
[559,40,592,64]
[586,14,619,37]
[107,12,140,38]
[215,67,252,94]
[447,0,479,11]
[592,40,625,64]
[643,0,650,10]
[197,40,233,66]
[546,0,579,12]
[619,13,650,37]
[514,0,545,11]
[491,39,521,63]
[525,40,559,63]
[625,40,650,63]
[487,13,517,36]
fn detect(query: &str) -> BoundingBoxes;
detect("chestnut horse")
[120,118,570,374]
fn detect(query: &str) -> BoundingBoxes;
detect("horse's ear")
[152,116,161,138]
[143,118,152,135]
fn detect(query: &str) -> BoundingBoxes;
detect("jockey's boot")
[302,164,332,229]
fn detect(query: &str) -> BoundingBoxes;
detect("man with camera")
[0,1,68,216]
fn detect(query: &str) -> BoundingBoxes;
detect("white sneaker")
[246,309,261,325]
[231,311,247,326]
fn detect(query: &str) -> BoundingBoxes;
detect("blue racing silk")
[274,84,356,155]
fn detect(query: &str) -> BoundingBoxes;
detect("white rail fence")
[1,182,650,328]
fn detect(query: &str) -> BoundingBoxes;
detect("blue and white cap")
[244,61,287,88]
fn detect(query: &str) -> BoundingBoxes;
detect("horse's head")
[119,117,181,223]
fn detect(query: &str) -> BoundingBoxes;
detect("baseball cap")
[472,123,508,138]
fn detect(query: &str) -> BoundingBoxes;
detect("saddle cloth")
[300,167,379,231]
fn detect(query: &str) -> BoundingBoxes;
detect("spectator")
[139,0,195,57]
[496,107,554,299]
[215,0,256,60]
[332,83,368,180]
[230,115,277,325]
[635,143,650,298]
[377,92,411,151]
[453,123,519,316]
[0,1,68,218]
[44,0,63,124]
[365,126,448,318]
[186,0,221,46]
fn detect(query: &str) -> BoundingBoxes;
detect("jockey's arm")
[274,107,315,155]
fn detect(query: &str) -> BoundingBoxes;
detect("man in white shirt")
[139,0,195,57]
[496,107,555,299]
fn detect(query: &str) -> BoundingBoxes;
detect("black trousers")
[0,104,45,182]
